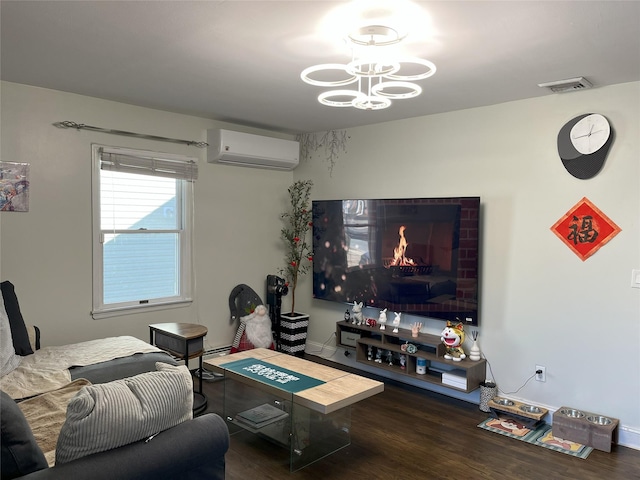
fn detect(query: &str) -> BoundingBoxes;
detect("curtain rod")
[53,121,208,148]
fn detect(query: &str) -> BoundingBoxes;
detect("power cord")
[501,372,538,395]
[305,332,338,358]
[483,353,538,396]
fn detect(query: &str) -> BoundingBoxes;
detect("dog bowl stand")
[552,406,619,452]
[487,397,548,429]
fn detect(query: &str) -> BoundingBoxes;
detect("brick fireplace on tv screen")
[312,197,480,326]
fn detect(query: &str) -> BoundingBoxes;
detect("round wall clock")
[557,113,614,179]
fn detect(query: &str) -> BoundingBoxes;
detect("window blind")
[99,148,198,181]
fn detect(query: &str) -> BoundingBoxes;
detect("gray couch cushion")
[0,390,48,479]
[1,290,21,377]
[22,414,229,480]
[0,281,34,356]
[55,363,193,464]
[69,352,179,384]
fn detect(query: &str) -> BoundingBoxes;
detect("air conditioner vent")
[538,77,593,93]
[207,129,299,170]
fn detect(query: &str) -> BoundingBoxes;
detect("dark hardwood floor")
[198,355,640,479]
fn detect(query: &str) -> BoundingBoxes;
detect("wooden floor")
[199,355,640,480]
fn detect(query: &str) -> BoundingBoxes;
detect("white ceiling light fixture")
[301,23,436,111]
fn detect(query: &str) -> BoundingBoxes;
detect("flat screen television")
[312,197,480,326]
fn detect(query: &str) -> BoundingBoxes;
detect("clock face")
[569,114,611,154]
[557,113,614,180]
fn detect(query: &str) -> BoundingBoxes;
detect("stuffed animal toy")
[440,321,466,361]
[230,304,274,353]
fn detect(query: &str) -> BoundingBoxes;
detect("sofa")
[1,281,230,480]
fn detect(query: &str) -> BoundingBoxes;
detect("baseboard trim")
[618,426,640,450]
[203,345,232,358]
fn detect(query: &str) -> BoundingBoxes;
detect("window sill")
[92,299,192,320]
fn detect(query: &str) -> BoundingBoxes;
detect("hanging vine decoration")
[297,130,349,177]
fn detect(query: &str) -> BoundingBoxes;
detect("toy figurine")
[392,312,401,333]
[231,304,275,353]
[378,308,387,330]
[411,322,423,338]
[352,301,364,326]
[366,318,377,327]
[367,345,373,361]
[399,354,406,370]
[344,309,351,322]
[386,350,393,366]
[375,348,382,363]
[440,321,467,361]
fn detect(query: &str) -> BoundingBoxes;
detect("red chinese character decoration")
[551,197,621,261]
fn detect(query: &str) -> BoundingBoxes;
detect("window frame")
[91,144,195,319]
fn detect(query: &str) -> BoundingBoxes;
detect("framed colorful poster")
[0,162,30,212]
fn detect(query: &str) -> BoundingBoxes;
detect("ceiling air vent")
[538,77,593,93]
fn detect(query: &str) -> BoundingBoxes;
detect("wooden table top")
[204,348,384,414]
[149,322,208,340]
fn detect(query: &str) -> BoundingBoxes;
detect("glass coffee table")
[204,349,383,472]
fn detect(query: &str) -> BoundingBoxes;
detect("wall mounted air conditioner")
[207,129,299,170]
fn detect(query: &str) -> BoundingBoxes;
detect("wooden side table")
[149,322,208,413]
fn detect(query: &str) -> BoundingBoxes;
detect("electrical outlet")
[535,365,546,382]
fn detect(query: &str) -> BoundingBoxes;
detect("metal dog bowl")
[493,397,514,406]
[519,404,542,414]
[587,415,612,426]
[559,408,584,418]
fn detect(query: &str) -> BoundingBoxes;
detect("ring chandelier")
[301,25,436,111]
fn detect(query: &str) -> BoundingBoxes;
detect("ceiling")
[2,1,639,135]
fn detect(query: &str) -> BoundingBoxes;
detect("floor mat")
[478,416,593,459]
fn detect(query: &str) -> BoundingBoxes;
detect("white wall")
[293,82,640,448]
[0,81,293,350]
[2,80,638,448]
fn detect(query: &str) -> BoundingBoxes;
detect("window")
[91,145,197,318]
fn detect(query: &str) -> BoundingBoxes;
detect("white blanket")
[1,336,162,399]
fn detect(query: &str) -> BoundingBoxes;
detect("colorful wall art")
[551,197,621,261]
[0,162,30,212]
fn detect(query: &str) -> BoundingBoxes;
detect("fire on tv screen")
[312,197,480,326]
